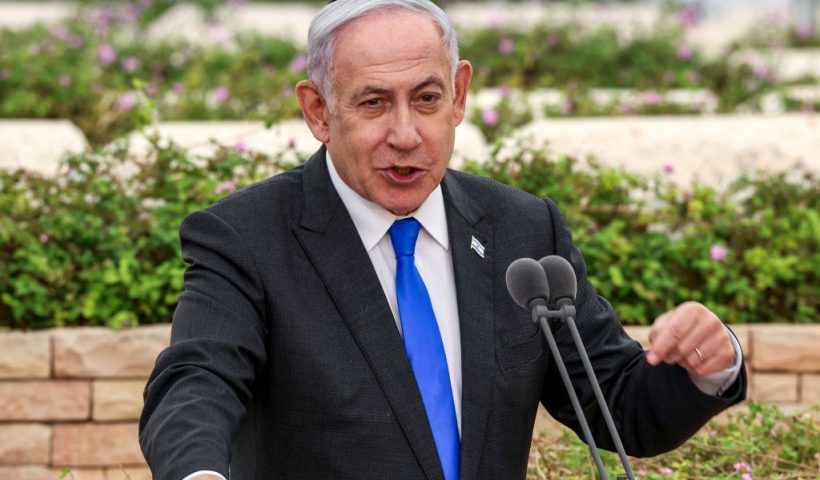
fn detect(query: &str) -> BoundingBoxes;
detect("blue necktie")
[389,218,460,480]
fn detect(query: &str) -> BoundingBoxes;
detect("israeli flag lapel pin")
[470,235,485,258]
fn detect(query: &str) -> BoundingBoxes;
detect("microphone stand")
[531,303,609,480]
[535,302,636,480]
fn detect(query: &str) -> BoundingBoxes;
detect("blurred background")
[0,1,818,479]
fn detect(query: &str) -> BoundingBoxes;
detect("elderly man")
[139,1,746,479]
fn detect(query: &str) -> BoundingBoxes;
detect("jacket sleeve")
[140,209,269,480]
[539,197,747,457]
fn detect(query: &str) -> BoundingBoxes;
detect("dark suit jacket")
[140,146,746,480]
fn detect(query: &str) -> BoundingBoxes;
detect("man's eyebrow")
[355,76,447,99]
[412,76,446,93]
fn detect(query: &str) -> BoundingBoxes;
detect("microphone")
[537,255,577,307]
[505,257,609,479]
[505,258,549,309]
[536,255,636,480]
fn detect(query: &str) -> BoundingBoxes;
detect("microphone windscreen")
[505,258,550,309]
[538,255,577,303]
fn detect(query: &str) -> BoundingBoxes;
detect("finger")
[687,330,736,376]
[647,308,699,366]
[646,311,673,365]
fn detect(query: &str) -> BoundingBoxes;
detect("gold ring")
[694,347,705,362]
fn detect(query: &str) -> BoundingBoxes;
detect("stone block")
[52,423,145,467]
[105,467,152,480]
[93,380,147,421]
[729,325,751,363]
[0,467,104,480]
[751,325,820,372]
[512,114,820,189]
[0,120,87,175]
[0,331,50,379]
[801,374,820,405]
[752,373,799,403]
[0,381,89,421]
[623,325,651,349]
[53,326,170,378]
[0,424,50,464]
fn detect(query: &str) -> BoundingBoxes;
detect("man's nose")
[386,107,422,151]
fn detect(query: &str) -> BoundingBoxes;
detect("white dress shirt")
[184,154,741,480]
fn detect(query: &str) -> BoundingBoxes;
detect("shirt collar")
[326,152,449,252]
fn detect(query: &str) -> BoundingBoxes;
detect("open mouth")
[393,166,416,175]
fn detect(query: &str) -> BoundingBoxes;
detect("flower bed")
[1,2,817,145]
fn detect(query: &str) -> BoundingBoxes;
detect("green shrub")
[1,140,817,329]
[529,403,820,479]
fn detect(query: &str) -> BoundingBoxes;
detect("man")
[139,1,746,479]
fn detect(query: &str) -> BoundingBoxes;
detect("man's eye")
[363,98,382,106]
[418,94,440,106]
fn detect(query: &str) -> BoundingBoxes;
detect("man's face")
[300,10,471,216]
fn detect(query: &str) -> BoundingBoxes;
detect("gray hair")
[306,0,460,112]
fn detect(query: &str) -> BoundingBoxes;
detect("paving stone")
[0,467,106,480]
[53,326,170,378]
[105,466,152,480]
[52,423,145,467]
[0,331,50,379]
[0,381,89,421]
[0,424,50,465]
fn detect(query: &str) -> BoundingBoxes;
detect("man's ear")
[452,60,473,127]
[295,80,331,143]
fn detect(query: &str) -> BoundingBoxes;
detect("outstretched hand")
[646,301,736,377]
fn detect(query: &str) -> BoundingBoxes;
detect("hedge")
[1,139,816,329]
[1,3,817,145]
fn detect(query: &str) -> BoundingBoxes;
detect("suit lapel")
[293,148,445,480]
[442,172,495,480]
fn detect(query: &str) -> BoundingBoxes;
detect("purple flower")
[173,82,185,93]
[676,43,693,60]
[99,44,116,66]
[559,101,573,115]
[116,92,138,112]
[495,85,510,97]
[289,54,308,73]
[742,474,753,480]
[49,25,70,41]
[642,91,662,106]
[636,467,648,476]
[39,233,49,244]
[211,86,230,104]
[122,56,141,73]
[734,462,752,472]
[59,75,72,87]
[288,137,297,148]
[679,6,700,28]
[235,141,249,155]
[658,467,673,476]
[753,63,772,80]
[67,35,84,49]
[498,38,515,55]
[709,429,717,437]
[663,163,675,174]
[710,244,728,262]
[144,83,156,96]
[214,181,236,195]
[481,107,500,127]
[795,26,814,39]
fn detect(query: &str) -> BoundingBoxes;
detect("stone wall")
[1,324,819,479]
